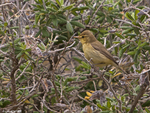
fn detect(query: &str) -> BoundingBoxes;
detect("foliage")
[0,0,150,112]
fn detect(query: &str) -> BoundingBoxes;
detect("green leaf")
[56,0,61,6]
[58,18,67,24]
[122,28,133,34]
[20,44,26,50]
[99,29,108,33]
[106,97,114,102]
[60,0,64,5]
[57,14,66,19]
[126,33,136,36]
[134,10,139,20]
[139,42,147,48]
[123,44,130,49]
[135,85,140,92]
[127,51,135,55]
[138,40,141,46]
[65,86,79,92]
[25,51,30,56]
[108,7,113,11]
[145,108,150,113]
[98,16,105,23]
[121,96,125,102]
[97,103,107,110]
[72,16,81,21]
[16,51,23,59]
[66,21,73,33]
[0,30,5,36]
[72,57,82,63]
[123,93,129,96]
[71,7,78,12]
[81,61,90,69]
[78,6,89,11]
[35,30,41,37]
[4,22,8,27]
[37,44,45,51]
[55,81,60,87]
[0,22,4,27]
[133,27,140,34]
[35,15,40,25]
[46,6,56,12]
[142,100,150,107]
[52,19,58,27]
[106,16,112,23]
[119,48,124,58]
[107,101,111,108]
[133,49,140,62]
[39,9,48,14]
[96,11,105,16]
[63,77,77,86]
[125,12,134,21]
[115,33,124,39]
[140,15,146,23]
[70,21,85,28]
[0,100,11,108]
[14,38,21,44]
[25,25,30,29]
[84,15,91,24]
[133,0,141,4]
[113,0,120,8]
[38,0,42,4]
[71,10,78,16]
[42,27,49,37]
[26,48,31,52]
[51,3,59,10]
[0,59,4,62]
[63,4,75,10]
[143,45,150,50]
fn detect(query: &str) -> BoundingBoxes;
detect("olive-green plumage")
[74,30,126,74]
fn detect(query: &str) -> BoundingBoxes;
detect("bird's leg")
[88,58,93,64]
[91,65,100,73]
[97,67,106,77]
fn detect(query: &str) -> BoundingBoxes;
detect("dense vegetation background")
[0,0,150,112]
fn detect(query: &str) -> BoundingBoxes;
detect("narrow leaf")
[60,0,64,5]
[70,21,85,28]
[125,12,134,21]
[56,0,61,6]
[66,21,73,33]
[63,4,74,10]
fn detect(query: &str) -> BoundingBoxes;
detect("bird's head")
[74,30,97,44]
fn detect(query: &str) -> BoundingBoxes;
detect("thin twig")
[50,33,76,102]
[129,73,149,113]
[89,0,106,25]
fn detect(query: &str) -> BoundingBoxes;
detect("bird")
[74,30,127,74]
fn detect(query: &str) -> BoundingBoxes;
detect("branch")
[89,0,106,25]
[50,33,77,102]
[47,41,76,54]
[102,76,122,112]
[129,73,149,113]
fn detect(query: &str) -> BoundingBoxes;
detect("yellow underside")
[82,43,114,68]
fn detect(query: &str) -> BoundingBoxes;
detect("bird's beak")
[73,36,82,39]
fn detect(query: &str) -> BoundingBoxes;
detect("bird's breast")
[82,43,112,68]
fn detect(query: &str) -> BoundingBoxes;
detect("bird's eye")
[82,36,84,38]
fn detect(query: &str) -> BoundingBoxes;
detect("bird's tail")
[116,65,128,74]
[113,63,128,74]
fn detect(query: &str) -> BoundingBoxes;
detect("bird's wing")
[91,41,118,65]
